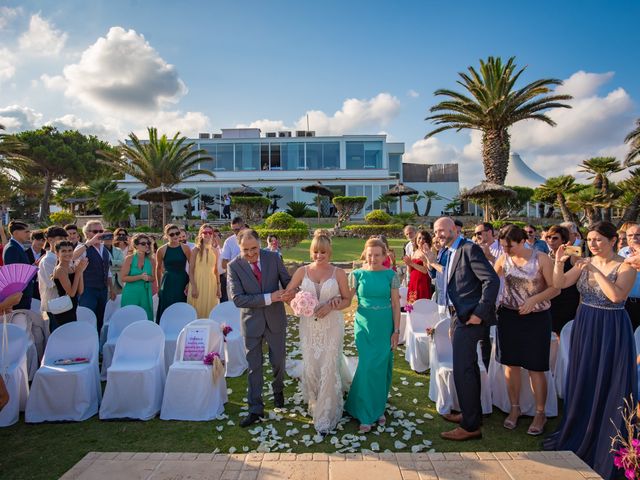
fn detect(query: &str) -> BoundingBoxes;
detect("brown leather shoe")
[441,412,462,423]
[440,427,482,441]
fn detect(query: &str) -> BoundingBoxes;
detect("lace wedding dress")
[298,267,350,433]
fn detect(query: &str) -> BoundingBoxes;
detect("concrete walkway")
[60,451,603,479]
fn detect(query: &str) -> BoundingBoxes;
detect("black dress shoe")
[274,392,285,408]
[240,413,262,428]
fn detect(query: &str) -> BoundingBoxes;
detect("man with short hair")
[403,225,417,257]
[221,217,246,300]
[454,219,464,237]
[524,224,549,254]
[179,228,196,250]
[3,221,33,310]
[64,224,81,248]
[619,224,640,329]
[473,222,502,265]
[39,226,68,331]
[26,230,46,300]
[228,229,293,427]
[559,221,582,247]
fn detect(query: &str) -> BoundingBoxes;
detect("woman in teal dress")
[120,234,155,320]
[346,237,401,432]
[155,224,191,322]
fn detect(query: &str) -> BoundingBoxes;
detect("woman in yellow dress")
[188,224,221,317]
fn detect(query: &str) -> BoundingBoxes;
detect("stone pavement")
[60,451,604,479]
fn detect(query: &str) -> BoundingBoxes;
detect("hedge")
[342,224,405,238]
[231,196,271,223]
[264,212,298,229]
[49,211,76,226]
[257,213,309,248]
[365,209,392,225]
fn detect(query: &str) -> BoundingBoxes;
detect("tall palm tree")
[0,124,31,171]
[425,56,572,185]
[566,185,605,227]
[578,157,623,221]
[99,127,213,225]
[406,194,423,216]
[534,175,577,222]
[618,168,640,224]
[624,118,640,166]
[422,190,439,216]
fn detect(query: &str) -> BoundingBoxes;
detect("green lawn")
[282,238,408,263]
[0,313,558,480]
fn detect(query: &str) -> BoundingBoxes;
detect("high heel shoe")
[527,410,547,436]
[503,404,521,430]
[359,424,372,433]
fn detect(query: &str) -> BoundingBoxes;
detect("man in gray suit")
[228,229,293,427]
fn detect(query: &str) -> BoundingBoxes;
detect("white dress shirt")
[38,251,58,311]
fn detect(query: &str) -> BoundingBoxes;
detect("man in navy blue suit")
[2,221,33,310]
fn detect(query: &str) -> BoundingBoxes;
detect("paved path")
[61,451,603,479]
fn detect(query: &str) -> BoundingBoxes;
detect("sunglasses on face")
[167,232,180,237]
[627,233,640,238]
[474,230,487,236]
[547,236,561,241]
[90,230,104,234]
[525,230,535,235]
[202,231,214,236]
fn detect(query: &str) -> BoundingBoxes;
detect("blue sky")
[0,0,638,186]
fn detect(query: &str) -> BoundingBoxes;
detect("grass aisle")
[0,309,558,480]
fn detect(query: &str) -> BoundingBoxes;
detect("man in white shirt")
[38,226,68,331]
[221,217,246,300]
[179,228,196,250]
[403,225,417,285]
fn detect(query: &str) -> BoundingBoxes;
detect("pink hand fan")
[0,263,38,302]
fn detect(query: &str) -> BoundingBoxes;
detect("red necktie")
[251,261,262,284]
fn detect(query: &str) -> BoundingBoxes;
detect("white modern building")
[118,128,459,220]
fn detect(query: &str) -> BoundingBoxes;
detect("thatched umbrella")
[384,182,418,214]
[133,185,190,227]
[301,181,333,223]
[461,181,517,221]
[228,184,262,197]
[64,197,94,215]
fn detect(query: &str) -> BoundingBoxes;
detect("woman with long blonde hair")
[188,223,221,317]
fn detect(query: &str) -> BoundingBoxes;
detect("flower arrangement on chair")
[610,396,640,479]
[203,351,225,382]
[404,291,417,313]
[221,324,233,341]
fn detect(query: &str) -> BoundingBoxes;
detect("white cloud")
[46,114,120,139]
[407,89,420,98]
[0,105,43,131]
[0,47,15,81]
[235,119,288,132]
[18,14,67,56]
[404,137,459,165]
[132,110,210,139]
[0,6,22,30]
[555,71,614,99]
[62,27,187,114]
[40,74,66,91]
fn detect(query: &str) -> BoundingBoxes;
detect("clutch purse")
[48,294,73,314]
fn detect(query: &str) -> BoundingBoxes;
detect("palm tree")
[376,194,397,215]
[624,118,640,166]
[406,194,423,216]
[566,185,604,227]
[422,190,439,217]
[578,157,623,221]
[99,127,213,225]
[425,56,572,185]
[533,175,577,222]
[618,168,640,224]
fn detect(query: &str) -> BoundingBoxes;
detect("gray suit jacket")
[228,249,292,337]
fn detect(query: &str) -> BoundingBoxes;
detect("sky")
[0,0,638,187]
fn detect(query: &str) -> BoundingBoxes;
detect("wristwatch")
[394,329,400,334]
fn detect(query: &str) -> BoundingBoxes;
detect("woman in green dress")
[155,224,191,322]
[346,237,401,432]
[120,234,156,320]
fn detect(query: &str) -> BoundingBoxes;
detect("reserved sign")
[181,326,210,362]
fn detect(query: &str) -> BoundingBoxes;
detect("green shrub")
[343,224,404,238]
[365,209,392,225]
[492,220,527,230]
[285,201,309,218]
[392,212,416,224]
[264,212,297,229]
[231,196,271,223]
[49,211,76,226]
[303,209,318,218]
[332,196,366,228]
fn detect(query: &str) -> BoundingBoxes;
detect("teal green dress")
[345,268,399,425]
[156,245,189,322]
[121,253,154,321]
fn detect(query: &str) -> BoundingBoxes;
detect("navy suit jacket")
[446,239,499,325]
[2,238,33,308]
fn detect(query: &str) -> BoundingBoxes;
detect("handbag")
[48,294,73,314]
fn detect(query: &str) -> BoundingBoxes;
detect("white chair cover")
[209,302,248,377]
[8,311,38,381]
[554,320,574,400]
[100,294,122,350]
[404,299,439,373]
[398,312,407,345]
[428,319,492,415]
[76,306,97,330]
[25,322,100,423]
[489,332,558,417]
[159,303,197,372]
[398,286,408,308]
[0,324,29,426]
[160,319,227,421]
[99,321,165,420]
[101,305,148,380]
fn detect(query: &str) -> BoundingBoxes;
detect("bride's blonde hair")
[310,229,332,259]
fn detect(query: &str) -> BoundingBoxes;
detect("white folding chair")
[101,305,148,380]
[404,299,439,372]
[100,294,122,350]
[160,319,227,421]
[554,320,574,399]
[100,321,165,420]
[398,286,408,308]
[0,324,29,427]
[210,302,248,377]
[25,322,100,423]
[76,306,97,330]
[159,303,197,372]
[8,311,38,381]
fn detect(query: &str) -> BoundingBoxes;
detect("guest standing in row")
[494,225,558,436]
[38,227,68,331]
[26,230,46,301]
[524,225,549,254]
[221,217,245,301]
[403,230,433,302]
[346,237,401,432]
[188,224,221,317]
[53,241,88,325]
[155,224,191,322]
[64,224,81,249]
[544,222,637,480]
[120,234,155,321]
[618,223,640,330]
[3,221,33,310]
[103,230,125,295]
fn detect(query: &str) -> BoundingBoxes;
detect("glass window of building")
[346,142,364,169]
[235,143,259,171]
[364,142,382,168]
[307,142,339,170]
[281,143,305,170]
[270,143,281,169]
[260,144,269,170]
[346,141,382,169]
[389,153,402,175]
[199,144,215,171]
[215,144,234,171]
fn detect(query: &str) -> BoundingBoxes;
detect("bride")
[285,229,352,434]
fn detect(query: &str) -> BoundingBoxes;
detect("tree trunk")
[38,171,53,222]
[423,199,432,217]
[557,194,573,222]
[619,197,640,226]
[482,129,511,185]
[412,202,420,216]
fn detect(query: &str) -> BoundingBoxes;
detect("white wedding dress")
[298,267,351,433]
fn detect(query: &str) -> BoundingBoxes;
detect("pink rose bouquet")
[290,290,318,318]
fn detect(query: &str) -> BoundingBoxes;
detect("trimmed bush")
[332,196,366,228]
[231,196,271,224]
[257,213,309,248]
[343,224,405,238]
[492,220,527,230]
[264,212,297,229]
[392,212,416,225]
[365,209,392,225]
[49,211,76,226]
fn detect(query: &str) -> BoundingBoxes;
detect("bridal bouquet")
[290,290,318,318]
